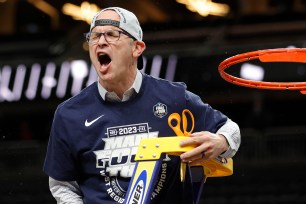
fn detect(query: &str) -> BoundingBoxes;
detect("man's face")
[89,10,136,85]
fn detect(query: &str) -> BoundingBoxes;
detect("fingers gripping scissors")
[168,109,195,181]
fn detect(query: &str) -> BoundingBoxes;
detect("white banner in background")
[0,55,177,102]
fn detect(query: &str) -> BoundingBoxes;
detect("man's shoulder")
[57,82,98,112]
[143,74,187,90]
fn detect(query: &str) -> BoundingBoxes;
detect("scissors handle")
[168,113,185,136]
[182,109,194,135]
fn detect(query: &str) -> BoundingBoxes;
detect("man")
[43,7,240,204]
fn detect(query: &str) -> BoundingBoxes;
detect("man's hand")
[179,131,229,166]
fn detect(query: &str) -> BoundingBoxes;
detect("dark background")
[1,0,306,203]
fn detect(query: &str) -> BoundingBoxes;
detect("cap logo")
[94,19,120,27]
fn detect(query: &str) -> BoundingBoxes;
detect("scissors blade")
[180,162,187,182]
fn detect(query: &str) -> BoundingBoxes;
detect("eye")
[106,30,120,38]
[91,32,101,40]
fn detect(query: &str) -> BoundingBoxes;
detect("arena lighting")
[0,64,26,101]
[25,63,41,100]
[41,62,57,99]
[13,65,26,101]
[0,55,177,102]
[56,62,70,98]
[176,0,230,17]
[165,55,178,82]
[240,63,265,81]
[1,65,15,102]
[70,60,89,95]
[150,55,163,78]
[62,1,101,24]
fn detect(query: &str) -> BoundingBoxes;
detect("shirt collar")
[97,70,143,102]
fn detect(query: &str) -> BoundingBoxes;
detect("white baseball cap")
[90,7,143,41]
[89,7,145,69]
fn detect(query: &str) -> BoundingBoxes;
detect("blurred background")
[1,0,306,203]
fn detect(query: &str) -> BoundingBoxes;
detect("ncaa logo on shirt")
[153,103,167,118]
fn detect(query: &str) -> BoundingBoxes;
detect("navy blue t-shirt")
[43,74,227,204]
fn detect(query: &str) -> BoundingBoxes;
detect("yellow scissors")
[168,109,194,136]
[168,109,195,181]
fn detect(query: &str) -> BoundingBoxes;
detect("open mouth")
[98,53,112,66]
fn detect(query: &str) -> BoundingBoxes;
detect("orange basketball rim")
[218,48,306,94]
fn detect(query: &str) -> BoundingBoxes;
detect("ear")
[133,41,146,58]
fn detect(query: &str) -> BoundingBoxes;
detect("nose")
[97,33,108,45]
